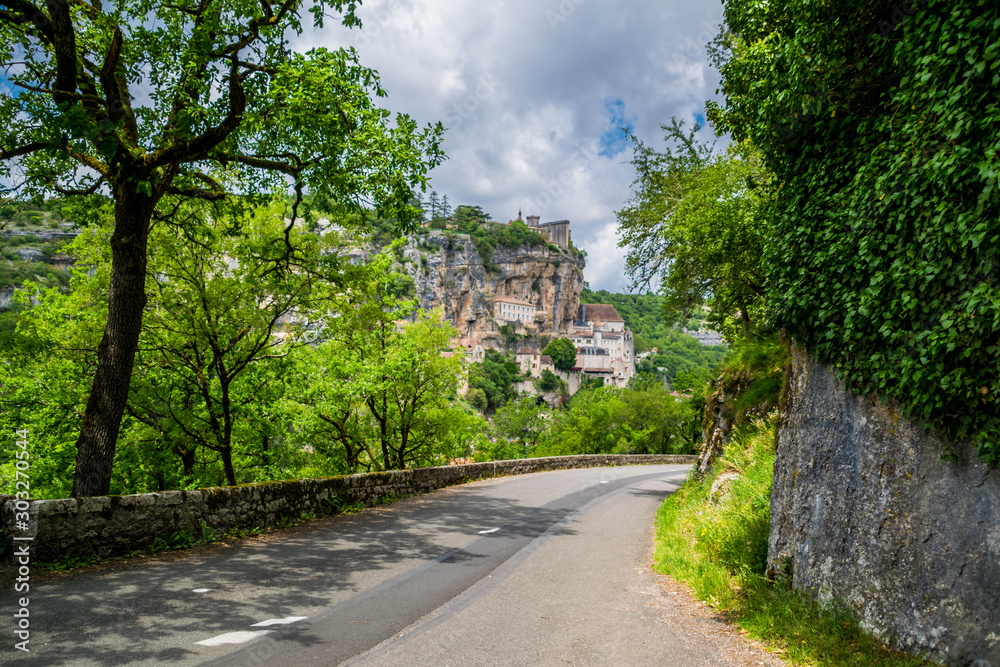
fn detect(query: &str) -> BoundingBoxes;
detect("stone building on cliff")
[524,215,571,250]
[569,304,635,387]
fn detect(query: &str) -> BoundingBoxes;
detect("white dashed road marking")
[478,527,499,535]
[195,630,272,646]
[599,481,609,484]
[251,616,308,627]
[192,588,211,593]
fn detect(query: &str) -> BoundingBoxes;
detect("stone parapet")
[1,455,695,564]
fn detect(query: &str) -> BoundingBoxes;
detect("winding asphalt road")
[1,464,776,666]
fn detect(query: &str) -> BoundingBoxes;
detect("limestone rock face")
[770,343,1000,666]
[399,231,586,340]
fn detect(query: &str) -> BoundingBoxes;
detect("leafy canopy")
[617,119,770,342]
[0,0,443,222]
[543,338,577,372]
[711,0,1000,462]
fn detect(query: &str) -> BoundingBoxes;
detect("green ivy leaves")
[715,0,1000,463]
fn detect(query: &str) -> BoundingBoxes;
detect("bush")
[654,417,931,666]
[537,369,561,392]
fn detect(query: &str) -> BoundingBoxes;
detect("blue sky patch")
[599,98,636,158]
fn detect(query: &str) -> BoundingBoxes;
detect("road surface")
[2,465,782,666]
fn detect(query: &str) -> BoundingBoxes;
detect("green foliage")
[617,119,770,341]
[452,205,492,233]
[466,387,489,412]
[451,207,550,266]
[536,383,692,456]
[469,349,520,411]
[491,396,550,454]
[324,496,366,515]
[2,0,446,496]
[288,283,475,472]
[542,338,577,371]
[578,375,606,393]
[126,201,329,488]
[0,202,483,497]
[35,554,103,572]
[711,0,1000,462]
[654,418,931,666]
[716,335,789,425]
[536,369,564,393]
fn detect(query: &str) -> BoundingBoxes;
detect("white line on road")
[192,588,211,593]
[478,527,499,534]
[195,630,272,646]
[251,616,308,627]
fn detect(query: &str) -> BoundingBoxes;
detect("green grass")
[654,417,931,666]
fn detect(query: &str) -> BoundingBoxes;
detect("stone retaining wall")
[1,454,694,564]
[770,344,1000,666]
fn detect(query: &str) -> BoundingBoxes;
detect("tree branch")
[0,0,55,43]
[150,55,246,167]
[0,141,47,160]
[46,0,79,106]
[167,186,228,201]
[53,175,105,196]
[100,26,140,148]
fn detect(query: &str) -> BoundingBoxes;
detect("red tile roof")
[578,304,624,322]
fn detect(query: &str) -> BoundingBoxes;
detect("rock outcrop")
[399,230,585,341]
[770,343,1000,665]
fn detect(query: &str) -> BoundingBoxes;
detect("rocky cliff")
[398,230,586,342]
[770,343,1000,666]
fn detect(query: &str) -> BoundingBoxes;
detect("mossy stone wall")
[1,454,694,563]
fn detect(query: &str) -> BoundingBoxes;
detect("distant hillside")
[580,287,725,384]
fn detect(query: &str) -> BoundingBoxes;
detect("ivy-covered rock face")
[712,0,1000,462]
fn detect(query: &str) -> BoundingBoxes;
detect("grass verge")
[654,416,931,666]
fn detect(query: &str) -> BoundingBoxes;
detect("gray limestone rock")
[770,343,1000,665]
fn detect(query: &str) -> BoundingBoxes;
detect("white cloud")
[294,0,725,292]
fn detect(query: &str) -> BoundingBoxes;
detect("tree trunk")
[71,188,155,497]
[739,297,752,338]
[220,446,237,486]
[177,444,196,477]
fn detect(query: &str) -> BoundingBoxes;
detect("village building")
[524,215,571,250]
[570,303,635,387]
[575,303,626,332]
[575,345,611,371]
[459,338,486,363]
[494,296,537,330]
[515,347,556,377]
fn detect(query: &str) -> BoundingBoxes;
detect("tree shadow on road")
[6,485,581,666]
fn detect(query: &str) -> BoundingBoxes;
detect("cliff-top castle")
[404,211,635,390]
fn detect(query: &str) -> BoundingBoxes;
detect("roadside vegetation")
[653,422,931,666]
[653,338,931,666]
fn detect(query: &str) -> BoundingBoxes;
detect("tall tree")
[0,0,444,495]
[617,119,769,342]
[543,338,577,372]
[491,396,550,453]
[293,256,469,471]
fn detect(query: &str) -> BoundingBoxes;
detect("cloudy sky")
[295,0,727,292]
